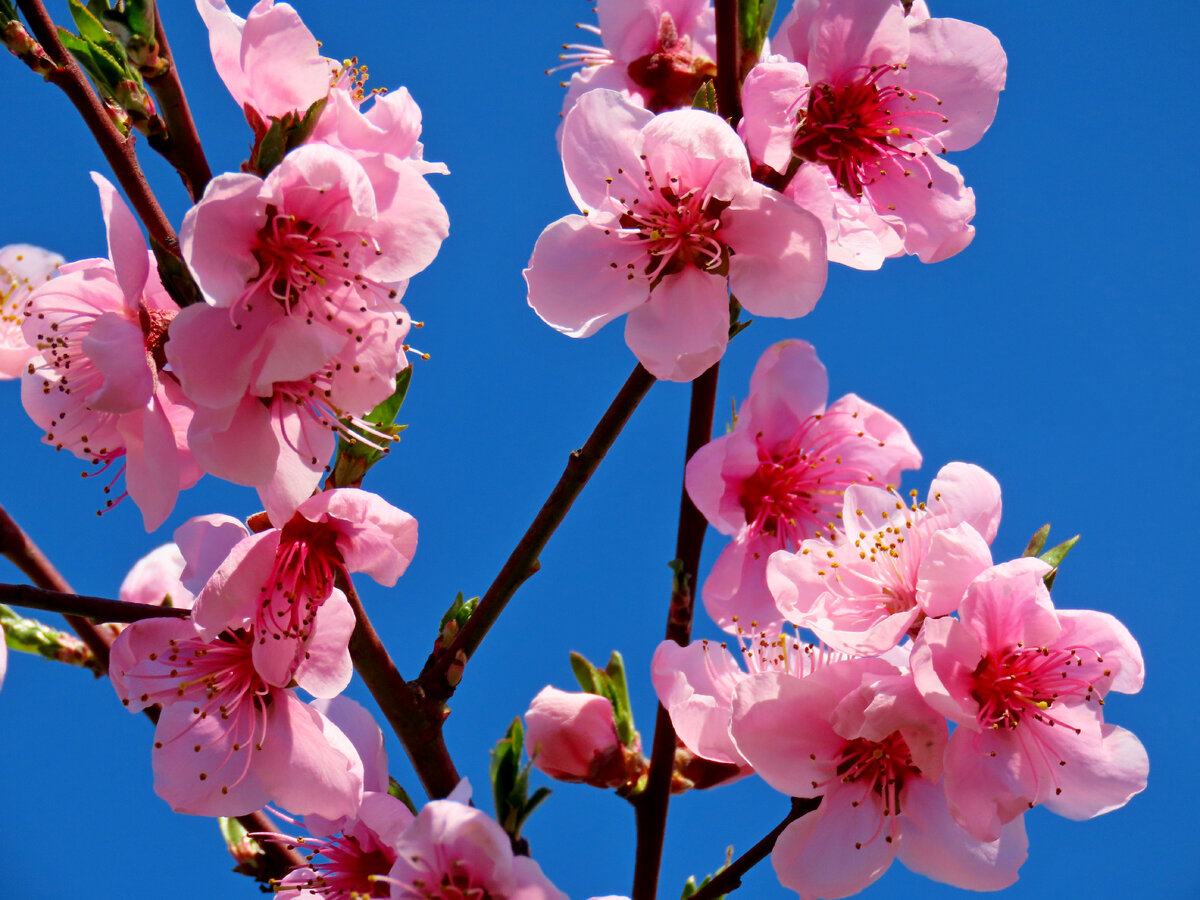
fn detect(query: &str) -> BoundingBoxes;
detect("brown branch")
[631,361,720,900]
[0,582,189,623]
[144,0,211,201]
[715,0,743,126]
[687,798,822,900]
[418,363,656,702]
[15,0,181,255]
[342,575,462,800]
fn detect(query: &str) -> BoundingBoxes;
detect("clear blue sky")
[0,1,1195,897]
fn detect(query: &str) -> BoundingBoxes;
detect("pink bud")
[524,687,624,785]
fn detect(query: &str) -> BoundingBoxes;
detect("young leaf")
[1022,523,1051,558]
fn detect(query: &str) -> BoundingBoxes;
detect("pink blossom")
[769,461,1000,655]
[910,557,1148,841]
[685,340,919,631]
[110,618,364,818]
[118,542,195,609]
[740,0,1006,264]
[20,174,197,530]
[272,697,414,900]
[652,628,833,770]
[196,0,335,121]
[730,657,1027,897]
[524,686,631,787]
[184,488,417,691]
[386,782,568,900]
[555,0,717,119]
[526,90,826,381]
[0,243,63,379]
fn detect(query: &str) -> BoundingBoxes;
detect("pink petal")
[866,152,975,263]
[236,0,331,119]
[260,402,333,522]
[651,640,748,767]
[257,695,364,819]
[166,299,276,410]
[772,793,896,899]
[723,188,828,318]
[1055,609,1145,695]
[194,530,279,637]
[525,215,650,338]
[301,488,419,585]
[292,588,355,698]
[119,397,183,532]
[702,532,785,634]
[927,461,1002,542]
[822,392,921,485]
[623,266,728,381]
[739,61,810,173]
[896,777,1027,890]
[560,89,655,216]
[187,394,279,488]
[959,557,1059,652]
[80,312,152,413]
[743,339,829,432]
[808,0,910,82]
[1040,707,1148,822]
[180,172,267,306]
[90,172,148,304]
[174,514,250,595]
[914,522,992,617]
[309,696,390,794]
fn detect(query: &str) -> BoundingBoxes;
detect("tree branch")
[687,798,822,900]
[631,360,720,900]
[0,582,189,623]
[418,363,655,703]
[144,0,212,201]
[15,0,181,255]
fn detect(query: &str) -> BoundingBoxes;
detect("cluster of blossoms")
[13,0,447,529]
[0,0,1148,898]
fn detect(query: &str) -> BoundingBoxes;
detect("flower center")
[827,731,920,847]
[626,13,716,113]
[285,830,397,898]
[250,206,402,326]
[257,517,345,645]
[971,644,1101,731]
[607,163,729,287]
[397,863,495,900]
[792,65,947,197]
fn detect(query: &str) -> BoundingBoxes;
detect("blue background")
[0,1,1194,897]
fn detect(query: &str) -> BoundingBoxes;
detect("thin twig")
[143,0,211,201]
[715,0,743,126]
[0,582,189,622]
[15,0,181,255]
[341,575,462,800]
[631,361,720,900]
[687,798,822,900]
[418,363,656,702]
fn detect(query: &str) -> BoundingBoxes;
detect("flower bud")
[524,686,631,787]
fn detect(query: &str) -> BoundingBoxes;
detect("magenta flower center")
[399,863,495,900]
[258,517,345,644]
[609,164,728,286]
[738,411,892,548]
[971,644,1102,731]
[627,13,715,113]
[289,830,397,898]
[251,206,399,321]
[828,731,920,846]
[792,66,947,197]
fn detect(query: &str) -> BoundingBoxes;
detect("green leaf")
[1039,533,1080,569]
[739,0,777,60]
[150,238,204,308]
[1021,523,1051,558]
[70,0,109,45]
[388,776,418,815]
[681,873,726,900]
[691,80,717,113]
[437,591,479,644]
[330,367,412,486]
[569,651,602,696]
[253,116,289,175]
[604,651,637,747]
[490,718,550,847]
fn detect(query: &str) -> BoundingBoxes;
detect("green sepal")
[217,817,272,884]
[1040,533,1080,591]
[388,776,418,815]
[691,80,717,113]
[150,237,204,308]
[728,294,752,340]
[569,650,637,747]
[250,95,329,175]
[1021,523,1051,558]
[1,604,95,670]
[490,718,551,850]
[739,0,777,61]
[330,366,411,487]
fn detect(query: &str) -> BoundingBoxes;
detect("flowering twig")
[144,0,212,201]
[341,574,463,800]
[631,360,720,900]
[418,363,656,703]
[14,0,181,255]
[0,582,190,623]
[687,798,822,900]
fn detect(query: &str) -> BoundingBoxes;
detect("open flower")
[21,174,197,530]
[910,557,1148,841]
[526,90,826,381]
[731,657,1027,897]
[685,340,919,630]
[740,0,1006,265]
[769,461,1000,655]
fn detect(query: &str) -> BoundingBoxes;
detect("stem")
[341,575,462,800]
[15,0,181,255]
[631,361,720,900]
[0,582,190,623]
[715,0,743,126]
[687,798,822,900]
[144,0,212,201]
[418,363,655,702]
[0,503,112,668]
